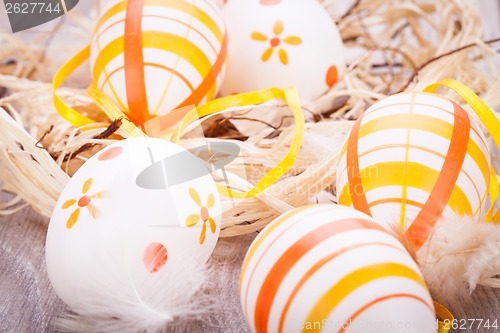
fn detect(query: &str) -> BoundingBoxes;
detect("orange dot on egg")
[326,65,338,87]
[201,207,209,222]
[78,195,91,207]
[98,146,124,161]
[270,37,280,47]
[143,242,168,273]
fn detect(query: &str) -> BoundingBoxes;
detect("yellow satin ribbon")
[53,46,305,199]
[175,87,305,199]
[424,79,500,222]
[53,46,95,127]
[87,83,147,138]
[434,301,454,333]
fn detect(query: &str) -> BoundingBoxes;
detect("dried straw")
[0,0,499,236]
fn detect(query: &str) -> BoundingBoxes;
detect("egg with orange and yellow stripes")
[336,92,491,252]
[90,0,227,127]
[240,204,436,333]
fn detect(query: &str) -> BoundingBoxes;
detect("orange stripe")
[100,63,195,93]
[93,1,126,37]
[254,218,388,333]
[153,0,224,42]
[95,14,219,55]
[124,0,151,126]
[93,32,213,86]
[341,100,489,161]
[356,143,483,215]
[241,205,333,313]
[340,114,489,200]
[175,31,227,108]
[360,112,489,183]
[241,205,319,281]
[346,113,372,216]
[94,12,129,114]
[337,294,434,333]
[364,92,482,146]
[304,263,429,333]
[369,198,424,209]
[406,102,470,250]
[400,94,416,228]
[338,162,473,216]
[94,0,224,43]
[278,242,404,333]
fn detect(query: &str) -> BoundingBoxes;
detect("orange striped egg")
[336,92,491,251]
[240,204,436,333]
[90,0,227,127]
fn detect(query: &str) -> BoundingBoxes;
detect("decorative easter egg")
[240,204,436,333]
[336,92,491,251]
[90,0,227,127]
[46,138,221,310]
[221,0,345,102]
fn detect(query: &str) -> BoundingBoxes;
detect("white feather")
[417,213,500,304]
[53,258,217,333]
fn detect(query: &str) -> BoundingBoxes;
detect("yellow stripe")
[338,161,473,216]
[94,0,223,43]
[93,31,212,83]
[341,143,485,215]
[424,79,500,224]
[186,87,305,199]
[400,94,417,228]
[240,205,318,283]
[94,17,129,113]
[94,1,127,35]
[153,11,196,115]
[355,114,489,191]
[53,46,96,127]
[303,262,428,333]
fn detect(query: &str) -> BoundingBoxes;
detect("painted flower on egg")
[185,188,217,245]
[143,242,168,273]
[61,178,106,229]
[251,20,302,65]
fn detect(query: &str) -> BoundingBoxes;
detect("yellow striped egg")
[240,204,436,333]
[336,92,491,251]
[221,0,345,102]
[90,0,227,127]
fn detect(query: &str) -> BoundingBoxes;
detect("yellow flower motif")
[251,20,302,65]
[185,188,216,245]
[62,178,105,229]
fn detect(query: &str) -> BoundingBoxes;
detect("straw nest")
[0,0,499,237]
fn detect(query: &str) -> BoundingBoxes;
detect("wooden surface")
[3,188,500,333]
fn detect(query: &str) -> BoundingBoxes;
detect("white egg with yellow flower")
[221,0,345,102]
[45,138,221,320]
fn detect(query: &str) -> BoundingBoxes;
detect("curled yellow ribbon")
[424,79,500,222]
[53,46,94,128]
[177,87,305,199]
[434,301,454,333]
[53,46,305,200]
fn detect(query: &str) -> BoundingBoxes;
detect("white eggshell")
[221,0,345,102]
[46,138,221,309]
[90,0,227,126]
[240,204,436,333]
[336,92,491,249]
